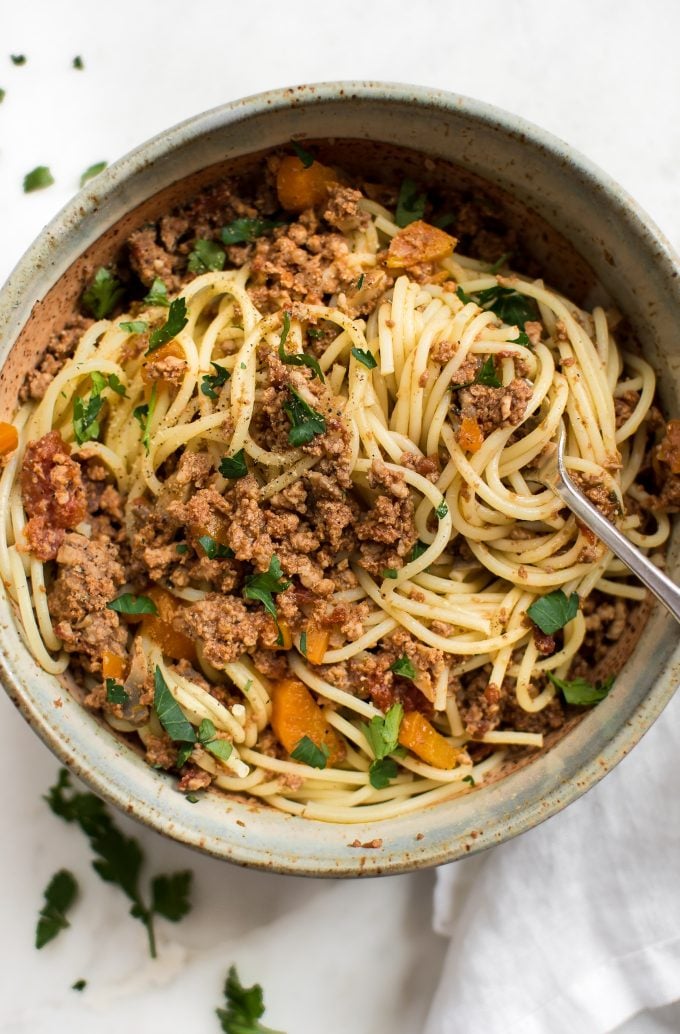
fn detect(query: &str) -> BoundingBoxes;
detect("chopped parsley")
[23,165,54,192]
[197,535,235,559]
[356,273,365,290]
[105,678,129,705]
[45,768,192,958]
[473,285,537,329]
[456,285,475,305]
[307,327,324,340]
[72,55,84,70]
[369,757,399,789]
[80,161,107,187]
[147,297,188,353]
[10,54,26,65]
[144,277,170,307]
[382,568,398,579]
[299,630,308,656]
[72,372,125,445]
[133,383,157,453]
[220,217,282,245]
[411,540,429,562]
[154,666,197,742]
[351,347,377,369]
[278,311,324,381]
[243,556,291,646]
[475,356,501,389]
[527,589,579,635]
[395,178,427,227]
[488,252,512,274]
[0,89,5,103]
[283,387,326,446]
[185,794,200,804]
[36,869,78,949]
[462,775,476,786]
[219,449,248,479]
[197,718,233,764]
[389,656,417,680]
[217,965,284,1034]
[106,592,157,616]
[290,139,314,167]
[201,361,230,399]
[119,319,148,334]
[187,238,226,274]
[72,979,87,991]
[363,703,404,790]
[511,330,531,347]
[435,500,449,519]
[290,736,330,769]
[82,267,124,319]
[433,212,456,229]
[175,543,188,554]
[548,672,614,706]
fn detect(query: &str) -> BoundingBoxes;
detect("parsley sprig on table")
[217,966,285,1034]
[35,869,78,949]
[45,769,192,958]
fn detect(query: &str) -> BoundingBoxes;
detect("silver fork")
[537,424,680,623]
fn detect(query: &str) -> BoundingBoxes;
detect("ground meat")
[321,184,369,233]
[20,432,88,560]
[453,668,503,737]
[19,316,93,402]
[145,734,178,771]
[572,472,620,521]
[523,321,543,347]
[142,354,187,385]
[177,764,213,792]
[127,226,178,288]
[340,269,390,318]
[614,390,639,430]
[531,624,556,656]
[459,378,533,437]
[174,594,264,667]
[431,340,458,364]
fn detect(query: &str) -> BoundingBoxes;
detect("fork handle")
[555,474,680,624]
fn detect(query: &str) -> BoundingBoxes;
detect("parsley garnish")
[395,178,427,227]
[187,238,226,274]
[290,736,330,769]
[283,387,326,446]
[356,273,365,290]
[411,540,429,561]
[147,297,188,353]
[382,568,398,579]
[433,212,456,229]
[456,285,475,304]
[106,593,157,616]
[474,285,537,329]
[278,311,324,381]
[36,869,78,949]
[363,703,404,789]
[291,140,314,167]
[154,670,234,764]
[389,656,417,680]
[201,361,230,399]
[23,165,54,192]
[185,794,200,804]
[462,774,476,786]
[435,500,448,519]
[351,347,377,369]
[72,55,84,70]
[198,718,234,764]
[369,757,399,789]
[105,678,129,705]
[144,277,170,307]
[82,267,124,319]
[80,161,107,187]
[220,217,282,245]
[133,383,157,453]
[219,449,248,479]
[475,356,501,389]
[72,979,87,991]
[45,769,192,958]
[307,327,323,340]
[217,965,285,1034]
[197,535,235,559]
[299,630,308,656]
[488,252,512,274]
[243,556,291,646]
[176,543,188,554]
[527,589,579,635]
[119,319,148,334]
[72,372,125,444]
[512,330,531,347]
[11,54,26,65]
[547,672,614,706]
[0,89,5,104]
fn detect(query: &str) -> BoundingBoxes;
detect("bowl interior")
[1,83,679,875]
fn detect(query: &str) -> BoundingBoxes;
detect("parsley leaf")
[351,347,377,369]
[283,387,326,446]
[201,361,230,399]
[80,161,107,187]
[197,718,234,764]
[290,736,330,769]
[243,556,291,645]
[150,871,193,922]
[45,769,193,958]
[144,277,170,307]
[512,330,531,347]
[527,589,579,635]
[72,55,84,70]
[106,678,129,705]
[106,593,157,616]
[73,392,104,445]
[221,217,283,245]
[72,979,87,991]
[363,702,404,760]
[488,252,512,274]
[291,140,314,167]
[197,535,235,559]
[395,178,427,227]
[435,500,449,519]
[474,285,537,329]
[547,672,614,706]
[119,319,148,334]
[219,449,248,479]
[147,297,188,353]
[217,965,284,1034]
[278,311,324,381]
[11,54,26,65]
[82,267,125,319]
[475,356,501,389]
[154,666,197,743]
[356,273,365,290]
[299,630,308,656]
[456,285,475,304]
[463,774,476,786]
[187,239,226,275]
[369,757,399,789]
[411,540,429,561]
[36,869,78,949]
[133,383,157,453]
[389,656,417,680]
[382,568,398,579]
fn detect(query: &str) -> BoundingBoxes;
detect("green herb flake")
[119,319,148,334]
[36,869,78,949]
[187,238,226,275]
[351,347,377,369]
[456,285,475,305]
[290,735,330,769]
[0,89,5,103]
[488,252,512,275]
[105,678,129,705]
[363,702,404,761]
[144,277,170,307]
[10,54,26,65]
[154,666,197,743]
[23,165,54,193]
[243,556,291,646]
[299,630,308,656]
[291,139,314,167]
[175,544,188,554]
[369,757,399,789]
[548,672,614,706]
[175,743,194,769]
[307,327,323,340]
[133,383,157,453]
[474,285,538,329]
[382,568,398,579]
[219,449,248,479]
[435,500,449,519]
[475,357,501,389]
[411,540,429,562]
[512,330,531,347]
[433,212,456,230]
[356,273,365,290]
[197,535,235,560]
[395,178,427,228]
[82,267,124,319]
[201,361,230,399]
[389,656,417,680]
[217,965,284,1034]
[283,387,326,447]
[147,297,188,353]
[72,979,87,991]
[278,311,324,381]
[72,55,84,70]
[79,160,107,187]
[73,392,104,445]
[462,774,476,786]
[185,794,200,804]
[220,217,283,246]
[527,589,579,635]
[107,373,127,397]
[106,592,157,616]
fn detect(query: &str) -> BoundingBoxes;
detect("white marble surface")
[1,1,680,1031]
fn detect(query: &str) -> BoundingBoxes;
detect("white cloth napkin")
[425,689,680,1034]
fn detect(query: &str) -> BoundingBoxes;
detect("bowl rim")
[2,80,679,876]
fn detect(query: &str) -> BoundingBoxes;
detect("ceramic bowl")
[1,82,679,875]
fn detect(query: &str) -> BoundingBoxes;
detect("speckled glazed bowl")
[1,82,679,876]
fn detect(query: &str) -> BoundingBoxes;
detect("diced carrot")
[398,710,460,770]
[387,220,457,269]
[270,677,345,766]
[458,416,484,453]
[276,156,336,213]
[141,341,185,384]
[270,618,293,651]
[102,651,125,680]
[191,510,231,549]
[141,585,197,663]
[304,624,330,665]
[0,422,18,457]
